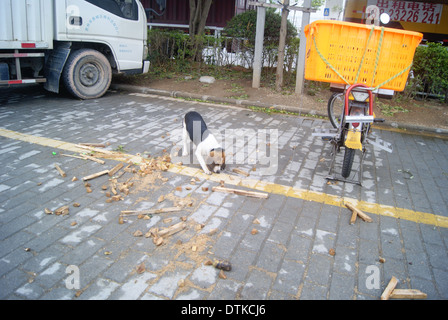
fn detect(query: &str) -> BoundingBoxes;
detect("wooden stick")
[79,143,106,148]
[212,186,268,199]
[54,164,67,177]
[108,163,124,176]
[345,202,372,222]
[82,170,109,181]
[349,209,358,225]
[232,168,250,177]
[389,289,427,299]
[381,276,399,300]
[81,154,105,165]
[60,153,105,164]
[75,144,114,154]
[120,207,182,215]
[158,221,186,238]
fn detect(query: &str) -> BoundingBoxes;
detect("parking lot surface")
[0,85,447,300]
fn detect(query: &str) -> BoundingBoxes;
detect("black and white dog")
[182,111,226,175]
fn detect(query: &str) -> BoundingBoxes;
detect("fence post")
[295,0,311,95]
[252,0,266,89]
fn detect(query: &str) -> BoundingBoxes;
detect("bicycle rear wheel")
[327,92,344,128]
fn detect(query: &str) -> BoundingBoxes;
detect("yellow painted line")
[1,127,447,228]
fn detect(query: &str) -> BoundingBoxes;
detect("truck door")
[65,0,146,71]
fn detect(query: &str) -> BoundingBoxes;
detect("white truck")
[0,0,150,99]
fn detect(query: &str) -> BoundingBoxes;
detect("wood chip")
[153,237,164,246]
[133,230,143,237]
[54,205,69,216]
[136,262,146,274]
[218,270,227,279]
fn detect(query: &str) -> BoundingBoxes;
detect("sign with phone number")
[367,0,443,24]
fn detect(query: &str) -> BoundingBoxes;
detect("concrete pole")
[295,0,311,95]
[275,0,290,91]
[252,0,266,89]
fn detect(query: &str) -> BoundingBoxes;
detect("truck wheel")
[62,48,112,99]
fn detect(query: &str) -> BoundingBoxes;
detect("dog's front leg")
[195,149,212,175]
[182,126,190,156]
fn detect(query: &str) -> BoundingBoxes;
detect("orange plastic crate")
[304,20,423,91]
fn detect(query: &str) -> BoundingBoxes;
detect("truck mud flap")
[44,42,71,93]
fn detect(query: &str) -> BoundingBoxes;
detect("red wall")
[141,0,237,28]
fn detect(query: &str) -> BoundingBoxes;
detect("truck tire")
[62,48,112,99]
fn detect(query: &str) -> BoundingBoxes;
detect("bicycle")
[304,20,422,185]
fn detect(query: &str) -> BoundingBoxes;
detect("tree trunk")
[275,0,289,91]
[189,0,213,62]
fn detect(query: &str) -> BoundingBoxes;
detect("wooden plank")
[108,162,124,176]
[349,209,358,225]
[345,202,373,222]
[75,144,114,154]
[81,154,105,165]
[120,207,182,215]
[157,221,186,238]
[82,170,109,181]
[79,143,106,148]
[54,164,66,177]
[60,153,105,164]
[232,168,250,177]
[381,276,399,300]
[390,289,427,299]
[212,186,268,199]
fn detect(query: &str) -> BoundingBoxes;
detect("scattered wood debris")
[381,276,427,300]
[212,186,268,199]
[345,202,372,224]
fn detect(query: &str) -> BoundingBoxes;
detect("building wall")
[142,0,237,28]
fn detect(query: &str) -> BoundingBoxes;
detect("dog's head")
[207,148,226,173]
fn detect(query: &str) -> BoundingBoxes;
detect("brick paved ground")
[0,85,447,301]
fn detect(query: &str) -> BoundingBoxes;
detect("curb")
[111,83,448,136]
